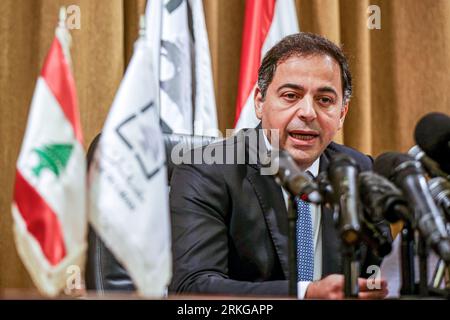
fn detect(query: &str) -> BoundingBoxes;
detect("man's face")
[255,54,348,170]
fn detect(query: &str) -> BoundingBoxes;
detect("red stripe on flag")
[41,37,83,143]
[234,0,275,126]
[13,170,67,266]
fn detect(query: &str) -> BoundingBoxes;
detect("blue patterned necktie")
[296,197,314,281]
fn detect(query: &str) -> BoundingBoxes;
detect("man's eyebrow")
[276,84,338,96]
[317,86,338,96]
[276,83,304,92]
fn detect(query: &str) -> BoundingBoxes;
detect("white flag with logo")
[146,0,218,136]
[88,25,172,297]
[12,12,86,297]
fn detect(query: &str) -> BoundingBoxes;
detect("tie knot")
[296,197,311,211]
[305,170,314,179]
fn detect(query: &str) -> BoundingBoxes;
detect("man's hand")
[304,274,388,299]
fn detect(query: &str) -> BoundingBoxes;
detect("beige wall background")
[1,0,450,289]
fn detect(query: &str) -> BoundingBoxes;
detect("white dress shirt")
[263,132,322,299]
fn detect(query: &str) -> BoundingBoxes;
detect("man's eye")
[283,93,297,100]
[318,96,334,105]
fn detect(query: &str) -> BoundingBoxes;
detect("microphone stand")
[343,243,360,298]
[335,203,360,299]
[431,258,448,288]
[429,259,450,299]
[417,237,429,296]
[287,195,298,297]
[399,222,430,297]
[428,221,450,299]
[400,222,416,295]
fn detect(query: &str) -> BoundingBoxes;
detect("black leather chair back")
[85,133,217,292]
[86,133,217,183]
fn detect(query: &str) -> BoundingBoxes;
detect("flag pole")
[58,6,66,28]
[145,2,163,121]
[56,6,73,68]
[139,15,146,38]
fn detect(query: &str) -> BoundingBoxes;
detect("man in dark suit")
[169,32,389,299]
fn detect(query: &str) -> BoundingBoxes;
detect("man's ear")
[254,87,264,120]
[338,102,349,130]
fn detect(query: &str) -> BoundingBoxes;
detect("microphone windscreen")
[373,152,416,179]
[414,112,450,172]
[328,153,358,173]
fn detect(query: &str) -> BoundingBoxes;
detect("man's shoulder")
[325,141,373,170]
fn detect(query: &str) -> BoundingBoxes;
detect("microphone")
[428,177,450,219]
[327,153,362,245]
[414,112,450,174]
[359,219,392,258]
[358,172,405,257]
[358,171,410,223]
[316,171,334,205]
[408,145,449,180]
[373,152,450,263]
[272,149,322,203]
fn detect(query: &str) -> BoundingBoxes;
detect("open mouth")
[288,131,319,141]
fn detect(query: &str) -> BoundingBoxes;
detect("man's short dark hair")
[258,32,352,104]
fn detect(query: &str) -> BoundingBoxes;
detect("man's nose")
[296,96,317,122]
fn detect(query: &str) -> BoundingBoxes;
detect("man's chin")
[283,147,319,171]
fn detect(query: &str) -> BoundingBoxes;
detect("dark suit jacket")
[169,127,386,296]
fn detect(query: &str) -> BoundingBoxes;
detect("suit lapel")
[247,172,289,279]
[243,125,290,278]
[320,149,343,276]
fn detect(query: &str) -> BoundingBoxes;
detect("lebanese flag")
[11,19,86,297]
[234,0,299,130]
